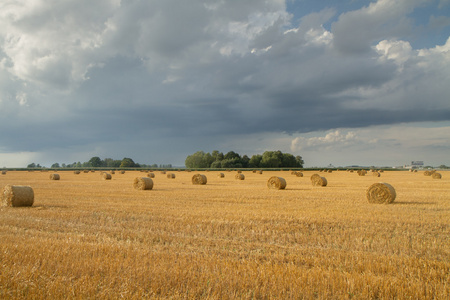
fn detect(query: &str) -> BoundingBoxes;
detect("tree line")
[185,150,304,169]
[27,157,172,169]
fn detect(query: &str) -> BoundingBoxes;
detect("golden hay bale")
[167,173,175,179]
[236,170,242,173]
[310,174,321,182]
[110,170,115,174]
[432,172,442,179]
[73,170,81,174]
[311,176,327,187]
[366,183,396,204]
[102,173,112,180]
[83,170,89,173]
[49,174,60,180]
[2,185,34,207]
[328,170,332,173]
[235,173,245,180]
[258,170,263,174]
[1,170,7,175]
[296,172,304,177]
[148,173,155,178]
[372,171,381,177]
[192,174,207,185]
[217,173,225,178]
[120,170,125,174]
[133,177,153,190]
[267,176,287,190]
[357,170,367,176]
[161,171,166,174]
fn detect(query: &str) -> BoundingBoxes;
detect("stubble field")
[1,169,449,299]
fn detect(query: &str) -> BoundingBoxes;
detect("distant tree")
[51,163,60,168]
[211,150,224,162]
[224,151,240,160]
[185,151,210,168]
[88,156,103,168]
[241,155,250,168]
[248,154,262,168]
[295,156,304,168]
[120,157,136,168]
[261,151,283,168]
[27,163,36,168]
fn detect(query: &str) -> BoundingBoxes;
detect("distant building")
[404,161,424,169]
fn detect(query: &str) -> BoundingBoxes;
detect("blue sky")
[0,0,449,168]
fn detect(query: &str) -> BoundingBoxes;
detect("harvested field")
[1,170,449,299]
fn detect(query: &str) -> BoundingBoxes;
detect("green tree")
[120,158,136,168]
[88,156,103,168]
[51,163,60,168]
[27,163,36,168]
[185,151,210,168]
[248,154,262,168]
[261,151,283,168]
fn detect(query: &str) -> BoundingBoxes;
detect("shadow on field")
[393,201,437,205]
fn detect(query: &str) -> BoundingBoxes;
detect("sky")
[1,0,450,168]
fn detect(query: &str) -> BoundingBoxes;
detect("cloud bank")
[0,0,449,167]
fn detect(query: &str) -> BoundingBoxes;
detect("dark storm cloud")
[0,0,449,166]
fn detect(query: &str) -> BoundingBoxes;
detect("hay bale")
[235,173,245,180]
[49,174,60,180]
[295,172,303,177]
[74,170,81,174]
[83,170,89,173]
[1,170,7,175]
[133,177,153,190]
[167,173,175,179]
[148,173,155,178]
[161,171,166,174]
[217,173,225,178]
[366,183,396,204]
[110,170,115,174]
[192,174,207,185]
[424,170,435,176]
[267,176,287,190]
[357,170,367,176]
[312,176,327,187]
[120,170,125,174]
[432,172,442,179]
[102,173,112,180]
[310,174,321,182]
[372,171,381,177]
[258,170,263,174]
[2,185,34,207]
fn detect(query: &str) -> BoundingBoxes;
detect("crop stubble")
[1,170,449,299]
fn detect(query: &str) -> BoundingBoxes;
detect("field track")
[1,170,449,299]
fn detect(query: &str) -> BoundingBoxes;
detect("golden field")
[1,169,449,299]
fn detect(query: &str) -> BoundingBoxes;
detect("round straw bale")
[432,172,442,179]
[235,173,245,180]
[310,174,321,182]
[217,173,224,178]
[120,170,125,174]
[236,170,242,173]
[2,185,34,207]
[295,172,303,177]
[110,170,115,174]
[366,183,396,204]
[372,171,381,177]
[102,173,112,180]
[148,173,155,178]
[167,173,175,179]
[49,173,60,180]
[312,176,327,187]
[267,176,287,190]
[74,170,80,174]
[161,171,166,174]
[133,177,153,190]
[192,174,207,185]
[83,170,89,173]
[1,170,7,175]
